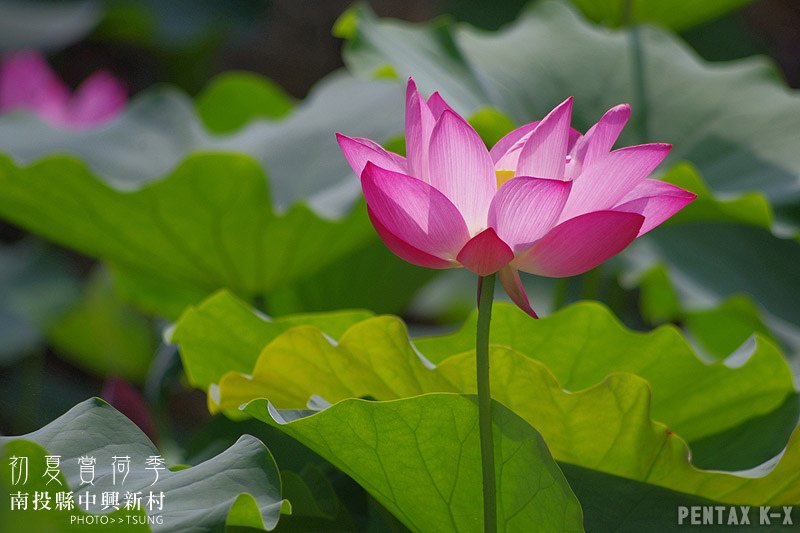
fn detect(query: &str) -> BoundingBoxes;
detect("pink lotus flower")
[0,50,126,129]
[337,78,695,317]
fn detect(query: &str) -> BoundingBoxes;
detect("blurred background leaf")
[46,267,157,382]
[0,0,101,52]
[195,71,294,133]
[0,239,79,364]
[568,0,756,31]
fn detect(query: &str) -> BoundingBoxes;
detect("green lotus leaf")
[0,152,433,319]
[227,336,799,505]
[560,462,797,532]
[171,290,373,391]
[195,71,294,134]
[416,301,793,445]
[249,397,790,531]
[0,398,285,531]
[568,0,755,31]
[244,394,583,532]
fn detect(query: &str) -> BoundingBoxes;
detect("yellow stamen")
[495,170,515,188]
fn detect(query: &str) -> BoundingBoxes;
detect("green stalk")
[552,277,570,311]
[476,273,497,532]
[623,0,649,142]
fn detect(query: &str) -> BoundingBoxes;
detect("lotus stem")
[476,273,497,533]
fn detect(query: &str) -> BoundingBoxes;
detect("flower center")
[495,170,515,188]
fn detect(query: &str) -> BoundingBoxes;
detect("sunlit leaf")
[227,332,799,505]
[415,302,792,445]
[173,293,798,503]
[179,292,791,445]
[171,290,372,391]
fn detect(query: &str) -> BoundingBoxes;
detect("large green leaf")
[416,302,793,445]
[221,332,800,505]
[568,0,756,31]
[0,154,356,317]
[0,150,432,317]
[0,239,79,363]
[0,398,285,531]
[340,1,800,230]
[245,394,583,532]
[171,293,798,504]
